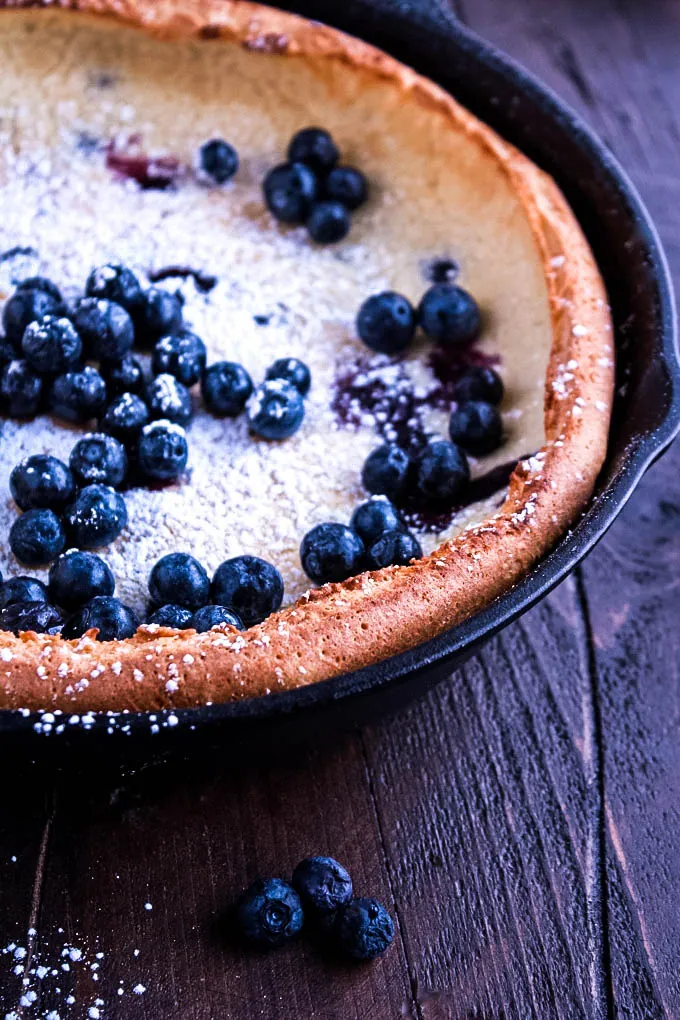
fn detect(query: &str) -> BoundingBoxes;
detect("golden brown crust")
[0,0,615,712]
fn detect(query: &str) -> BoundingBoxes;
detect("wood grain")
[1,1,679,1018]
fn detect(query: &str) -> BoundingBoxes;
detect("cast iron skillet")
[1,0,678,759]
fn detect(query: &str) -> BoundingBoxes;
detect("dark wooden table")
[2,1,679,1017]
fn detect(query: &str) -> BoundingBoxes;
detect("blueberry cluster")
[299,496,422,586]
[356,282,482,355]
[236,855,394,962]
[0,552,138,639]
[263,127,368,244]
[146,551,283,632]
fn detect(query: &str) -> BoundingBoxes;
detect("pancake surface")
[0,0,614,713]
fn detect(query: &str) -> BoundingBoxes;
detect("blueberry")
[356,292,416,354]
[418,283,481,347]
[101,355,146,398]
[147,604,193,629]
[152,331,207,387]
[448,400,503,456]
[331,898,394,961]
[1,360,43,417]
[0,576,48,610]
[16,277,63,302]
[361,445,411,501]
[366,529,422,569]
[236,878,304,948]
[101,392,150,446]
[138,420,188,481]
[10,509,66,566]
[288,127,339,173]
[21,315,82,375]
[247,379,304,440]
[300,522,365,585]
[201,361,253,417]
[263,162,318,224]
[452,366,504,406]
[72,298,134,362]
[85,263,143,317]
[198,138,239,184]
[48,550,115,611]
[265,357,311,396]
[0,601,63,635]
[211,556,284,627]
[306,201,350,244]
[292,857,353,915]
[148,552,210,611]
[69,433,128,488]
[325,166,368,210]
[146,374,192,427]
[0,335,15,366]
[350,498,404,546]
[2,288,61,348]
[190,604,244,633]
[138,288,183,346]
[64,484,128,549]
[414,440,470,502]
[10,454,74,512]
[50,365,108,423]
[62,595,139,641]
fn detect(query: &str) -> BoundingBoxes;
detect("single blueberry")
[21,315,82,375]
[1,360,43,417]
[292,857,353,914]
[452,366,504,406]
[306,201,351,244]
[10,454,74,512]
[300,523,365,585]
[2,288,61,348]
[152,331,207,387]
[101,392,150,446]
[0,576,48,610]
[263,162,319,224]
[265,357,311,397]
[211,556,284,627]
[331,898,394,961]
[0,601,63,635]
[191,604,244,633]
[72,298,134,362]
[16,276,63,302]
[146,373,193,427]
[10,509,66,566]
[64,484,128,549]
[50,365,108,423]
[325,166,368,210]
[449,400,503,456]
[147,604,194,629]
[361,445,411,501]
[287,127,339,173]
[247,379,305,440]
[69,433,128,488]
[201,361,253,417]
[101,355,146,398]
[148,552,210,611]
[62,595,139,641]
[236,878,304,948]
[198,138,239,184]
[138,288,183,346]
[414,440,470,503]
[356,292,416,354]
[85,263,144,317]
[350,498,404,546]
[418,283,481,347]
[366,529,423,569]
[48,550,115,611]
[138,420,188,481]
